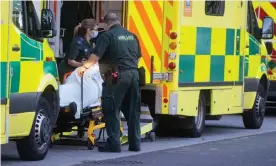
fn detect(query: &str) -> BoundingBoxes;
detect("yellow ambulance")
[1,0,59,161]
[125,0,274,137]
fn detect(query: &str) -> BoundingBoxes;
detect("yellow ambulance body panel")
[127,0,274,137]
[1,0,59,161]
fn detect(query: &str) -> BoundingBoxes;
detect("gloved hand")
[78,66,87,76]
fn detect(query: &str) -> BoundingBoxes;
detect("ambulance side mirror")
[261,17,274,40]
[265,42,273,55]
[41,9,56,38]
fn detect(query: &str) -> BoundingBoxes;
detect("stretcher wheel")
[147,132,156,142]
[49,140,54,148]
[87,139,95,150]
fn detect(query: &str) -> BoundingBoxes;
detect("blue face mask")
[90,31,98,38]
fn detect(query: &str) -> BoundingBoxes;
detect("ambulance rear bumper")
[155,85,178,116]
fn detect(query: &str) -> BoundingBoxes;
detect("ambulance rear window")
[205,0,225,16]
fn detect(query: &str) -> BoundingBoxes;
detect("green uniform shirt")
[93,24,142,70]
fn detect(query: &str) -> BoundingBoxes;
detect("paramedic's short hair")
[103,13,120,25]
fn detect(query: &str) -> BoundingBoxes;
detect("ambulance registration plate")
[153,73,168,80]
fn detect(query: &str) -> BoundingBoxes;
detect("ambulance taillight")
[168,62,176,70]
[169,42,177,50]
[168,32,177,72]
[170,32,177,39]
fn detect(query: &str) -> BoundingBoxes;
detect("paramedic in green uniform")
[78,13,142,153]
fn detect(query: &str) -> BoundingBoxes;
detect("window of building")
[205,0,225,16]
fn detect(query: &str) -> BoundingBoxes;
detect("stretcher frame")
[51,72,113,149]
[51,71,155,149]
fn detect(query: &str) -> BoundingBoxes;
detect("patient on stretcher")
[59,63,104,119]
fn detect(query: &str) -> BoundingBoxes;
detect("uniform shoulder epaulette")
[76,37,84,45]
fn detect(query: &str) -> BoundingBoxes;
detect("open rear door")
[1,1,10,144]
[124,1,164,84]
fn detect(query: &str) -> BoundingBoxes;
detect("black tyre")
[242,85,266,129]
[187,93,206,138]
[16,97,52,161]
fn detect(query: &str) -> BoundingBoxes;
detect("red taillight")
[169,42,177,50]
[170,32,177,39]
[168,62,176,70]
[163,98,168,103]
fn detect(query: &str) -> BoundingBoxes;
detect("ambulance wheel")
[87,139,94,150]
[187,93,206,138]
[16,97,52,161]
[242,85,265,129]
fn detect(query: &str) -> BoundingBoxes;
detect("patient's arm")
[83,53,99,69]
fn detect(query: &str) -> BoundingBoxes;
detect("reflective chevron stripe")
[127,0,163,83]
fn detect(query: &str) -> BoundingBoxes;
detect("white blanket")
[59,63,104,119]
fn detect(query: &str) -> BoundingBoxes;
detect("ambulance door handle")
[10,67,13,77]
[246,45,249,48]
[12,45,20,52]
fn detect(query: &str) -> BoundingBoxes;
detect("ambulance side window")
[12,0,26,32]
[12,1,41,41]
[247,1,260,41]
[25,1,41,41]
[205,0,225,16]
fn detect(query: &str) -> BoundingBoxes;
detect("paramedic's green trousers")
[102,69,141,149]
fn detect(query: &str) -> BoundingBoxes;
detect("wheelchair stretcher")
[50,71,115,149]
[50,71,156,150]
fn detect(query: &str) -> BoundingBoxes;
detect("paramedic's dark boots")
[98,146,121,153]
[129,147,141,152]
[97,143,121,153]
[69,102,77,117]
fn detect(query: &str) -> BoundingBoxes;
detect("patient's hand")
[78,66,87,76]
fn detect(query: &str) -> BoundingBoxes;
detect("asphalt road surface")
[72,131,276,166]
[2,114,276,166]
